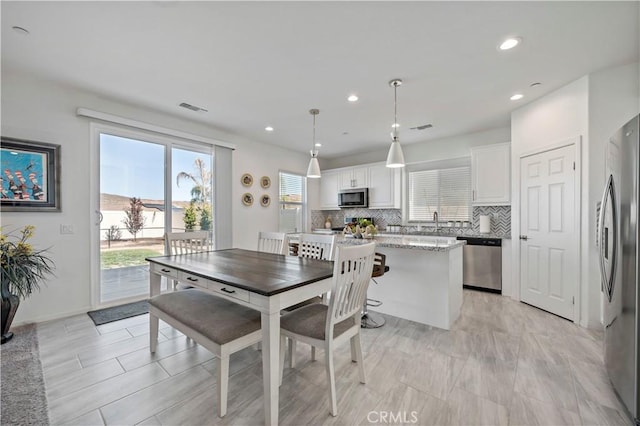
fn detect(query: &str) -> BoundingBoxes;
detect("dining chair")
[149,288,262,418]
[254,231,288,352]
[285,233,336,365]
[297,233,336,261]
[164,231,210,290]
[279,242,375,416]
[257,231,288,255]
[165,230,210,254]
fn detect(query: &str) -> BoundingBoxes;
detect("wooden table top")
[146,248,334,296]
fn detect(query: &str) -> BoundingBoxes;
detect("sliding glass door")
[171,147,214,236]
[95,127,214,306]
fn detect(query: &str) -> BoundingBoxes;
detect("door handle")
[519,235,529,240]
[598,174,618,302]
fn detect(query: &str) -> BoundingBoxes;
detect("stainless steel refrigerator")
[599,114,639,424]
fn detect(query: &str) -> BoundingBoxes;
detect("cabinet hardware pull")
[221,287,236,294]
[187,277,198,282]
[161,268,171,273]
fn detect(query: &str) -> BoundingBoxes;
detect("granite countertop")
[377,231,510,240]
[337,235,466,252]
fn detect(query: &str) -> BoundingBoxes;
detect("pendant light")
[386,79,406,168]
[306,109,321,178]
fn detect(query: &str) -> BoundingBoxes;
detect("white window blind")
[279,172,305,233]
[408,166,471,222]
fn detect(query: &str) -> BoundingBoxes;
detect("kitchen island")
[339,235,464,330]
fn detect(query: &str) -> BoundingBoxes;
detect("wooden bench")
[149,289,262,417]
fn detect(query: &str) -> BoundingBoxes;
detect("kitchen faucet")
[433,211,439,233]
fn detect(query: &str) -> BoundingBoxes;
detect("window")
[407,160,471,222]
[279,171,306,233]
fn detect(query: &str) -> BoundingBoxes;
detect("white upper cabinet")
[339,166,368,189]
[471,142,511,205]
[319,170,340,210]
[319,162,400,210]
[368,163,401,209]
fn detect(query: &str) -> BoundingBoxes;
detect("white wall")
[511,76,590,324]
[511,62,639,329]
[323,127,511,170]
[1,70,309,324]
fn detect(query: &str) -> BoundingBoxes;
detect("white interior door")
[519,144,577,320]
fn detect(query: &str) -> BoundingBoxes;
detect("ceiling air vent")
[410,124,433,131]
[179,102,208,113]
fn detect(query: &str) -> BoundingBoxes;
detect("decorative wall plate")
[242,193,254,206]
[260,194,271,207]
[260,176,271,189]
[241,173,253,187]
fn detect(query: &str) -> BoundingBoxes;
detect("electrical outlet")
[60,224,74,234]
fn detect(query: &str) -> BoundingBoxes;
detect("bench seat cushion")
[149,289,261,345]
[280,303,355,340]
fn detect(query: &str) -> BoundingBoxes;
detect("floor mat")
[1,323,50,425]
[87,300,149,326]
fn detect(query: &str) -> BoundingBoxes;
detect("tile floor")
[36,290,632,425]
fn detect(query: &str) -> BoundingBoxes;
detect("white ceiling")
[2,1,638,159]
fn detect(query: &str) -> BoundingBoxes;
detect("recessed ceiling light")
[347,95,359,102]
[342,131,349,135]
[391,123,400,128]
[499,37,521,51]
[265,126,274,132]
[510,93,524,101]
[12,26,30,35]
[315,143,322,147]
[530,82,542,87]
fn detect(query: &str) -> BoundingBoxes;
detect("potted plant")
[1,225,55,344]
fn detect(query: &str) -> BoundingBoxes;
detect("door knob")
[519,235,529,240]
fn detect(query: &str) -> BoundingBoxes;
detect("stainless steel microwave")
[338,188,368,208]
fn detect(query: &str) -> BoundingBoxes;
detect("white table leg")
[150,272,162,297]
[262,311,280,426]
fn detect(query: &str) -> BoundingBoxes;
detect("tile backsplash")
[312,205,511,237]
[471,205,511,236]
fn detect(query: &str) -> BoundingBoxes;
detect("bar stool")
[361,252,389,328]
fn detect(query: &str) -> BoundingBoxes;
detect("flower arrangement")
[1,225,55,299]
[343,219,378,239]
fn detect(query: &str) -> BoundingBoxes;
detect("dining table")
[146,248,334,425]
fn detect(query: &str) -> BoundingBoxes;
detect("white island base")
[367,245,463,330]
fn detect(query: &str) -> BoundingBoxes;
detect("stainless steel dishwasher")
[456,237,502,293]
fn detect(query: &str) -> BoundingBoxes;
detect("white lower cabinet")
[502,238,512,297]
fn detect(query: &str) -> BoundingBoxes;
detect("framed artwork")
[260,194,271,207]
[241,173,253,187]
[242,193,254,206]
[260,176,271,189]
[1,137,61,212]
